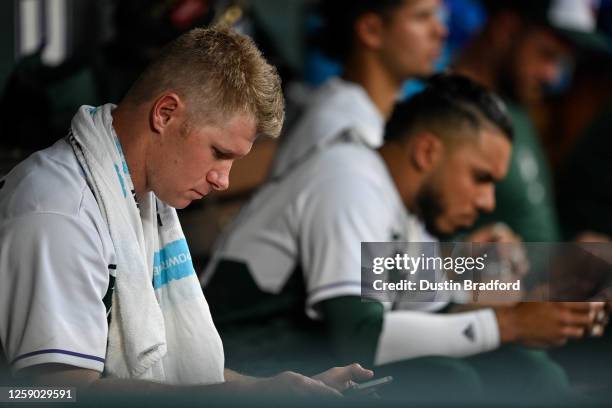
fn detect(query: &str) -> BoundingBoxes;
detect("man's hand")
[312,363,374,393]
[465,223,529,285]
[496,302,606,348]
[466,222,521,243]
[574,231,611,243]
[239,364,373,397]
[589,303,610,337]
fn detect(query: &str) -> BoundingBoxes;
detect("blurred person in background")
[558,102,612,239]
[453,0,612,393]
[453,0,612,243]
[556,0,612,240]
[553,41,612,389]
[553,100,612,392]
[203,74,606,403]
[268,0,447,179]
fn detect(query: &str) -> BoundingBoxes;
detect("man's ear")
[150,93,185,134]
[354,12,385,51]
[410,132,444,172]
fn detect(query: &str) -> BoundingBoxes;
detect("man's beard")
[414,183,450,240]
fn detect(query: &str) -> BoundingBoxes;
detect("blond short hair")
[125,27,284,138]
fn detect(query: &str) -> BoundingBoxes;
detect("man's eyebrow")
[214,145,245,159]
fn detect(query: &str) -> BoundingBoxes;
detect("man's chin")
[412,66,436,80]
[519,86,545,106]
[449,224,473,239]
[165,198,192,210]
[423,218,451,240]
[433,227,455,241]
[426,217,475,241]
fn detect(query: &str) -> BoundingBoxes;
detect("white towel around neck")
[69,104,224,385]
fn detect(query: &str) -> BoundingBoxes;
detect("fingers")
[299,377,343,398]
[590,324,606,337]
[560,310,596,326]
[556,302,604,327]
[519,302,607,347]
[490,223,521,243]
[346,363,374,382]
[595,309,609,325]
[560,326,585,339]
[313,363,374,392]
[280,372,343,398]
[467,225,499,243]
[552,302,609,342]
[561,302,605,313]
[562,302,606,325]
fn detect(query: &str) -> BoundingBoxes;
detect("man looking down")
[0,27,373,398]
[203,74,604,400]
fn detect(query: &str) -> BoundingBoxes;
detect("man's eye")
[213,147,238,160]
[413,9,435,21]
[474,172,494,184]
[212,148,224,159]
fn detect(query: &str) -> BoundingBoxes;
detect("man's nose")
[434,18,448,40]
[476,185,496,214]
[543,61,563,86]
[432,4,449,40]
[207,165,231,191]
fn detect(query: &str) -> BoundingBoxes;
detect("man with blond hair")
[0,27,372,398]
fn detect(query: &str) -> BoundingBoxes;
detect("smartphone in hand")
[343,376,394,396]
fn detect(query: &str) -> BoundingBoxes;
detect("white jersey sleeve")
[0,212,110,373]
[374,309,500,365]
[300,175,394,316]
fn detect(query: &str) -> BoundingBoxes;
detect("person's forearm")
[375,309,500,365]
[88,376,237,399]
[29,365,233,397]
[318,297,384,366]
[90,377,224,394]
[25,363,366,399]
[445,303,520,343]
[94,369,256,393]
[493,307,520,343]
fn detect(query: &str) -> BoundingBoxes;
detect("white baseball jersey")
[270,77,384,178]
[203,141,438,317]
[0,139,114,372]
